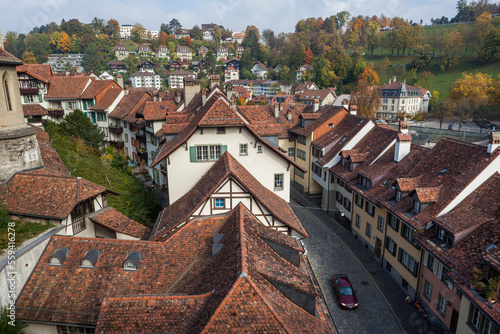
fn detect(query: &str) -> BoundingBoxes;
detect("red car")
[332,274,358,309]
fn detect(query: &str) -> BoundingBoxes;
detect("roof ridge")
[245,275,294,334]
[104,291,213,303]
[51,235,164,244]
[200,275,245,334]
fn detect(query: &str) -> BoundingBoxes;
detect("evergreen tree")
[60,109,105,148]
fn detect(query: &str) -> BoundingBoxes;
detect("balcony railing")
[135,133,146,142]
[109,126,123,134]
[48,109,64,117]
[20,88,39,95]
[109,140,125,149]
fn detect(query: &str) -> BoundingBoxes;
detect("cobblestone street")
[291,188,441,334]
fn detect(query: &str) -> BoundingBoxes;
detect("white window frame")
[377,216,384,231]
[365,223,371,237]
[288,148,294,156]
[239,143,248,156]
[274,174,284,191]
[424,280,432,299]
[214,198,225,208]
[355,214,360,228]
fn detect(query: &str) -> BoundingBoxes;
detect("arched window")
[3,73,12,111]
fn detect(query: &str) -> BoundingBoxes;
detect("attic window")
[382,179,390,186]
[217,127,226,134]
[329,123,334,128]
[123,251,142,271]
[413,199,421,214]
[396,190,402,201]
[80,249,101,268]
[49,247,69,266]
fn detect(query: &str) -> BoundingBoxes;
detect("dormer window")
[123,251,142,271]
[396,190,402,201]
[80,249,101,268]
[349,162,354,171]
[359,176,371,189]
[49,247,69,266]
[413,199,421,214]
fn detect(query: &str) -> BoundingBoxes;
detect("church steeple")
[0,47,44,182]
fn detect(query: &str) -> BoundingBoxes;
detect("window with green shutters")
[190,145,227,162]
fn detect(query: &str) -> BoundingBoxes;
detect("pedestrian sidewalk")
[291,187,449,334]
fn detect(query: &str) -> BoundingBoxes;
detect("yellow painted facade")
[351,196,387,258]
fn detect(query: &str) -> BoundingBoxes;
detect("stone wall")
[0,130,44,183]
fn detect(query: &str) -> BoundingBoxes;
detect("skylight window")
[80,249,101,268]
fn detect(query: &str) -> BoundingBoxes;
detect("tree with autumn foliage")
[349,80,381,117]
[22,51,38,64]
[181,36,192,47]
[448,72,494,126]
[359,67,380,85]
[59,32,72,53]
[304,47,313,64]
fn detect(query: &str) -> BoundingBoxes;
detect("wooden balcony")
[48,109,64,117]
[20,88,39,95]
[109,126,123,134]
[110,140,125,149]
[135,133,146,142]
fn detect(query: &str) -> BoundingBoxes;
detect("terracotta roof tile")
[140,100,179,121]
[80,80,117,99]
[16,64,52,83]
[46,76,91,99]
[109,90,152,120]
[22,104,48,116]
[396,177,422,192]
[151,152,309,241]
[290,105,347,137]
[0,172,112,219]
[89,88,122,111]
[0,47,21,64]
[415,186,441,203]
[89,207,151,239]
[17,205,333,333]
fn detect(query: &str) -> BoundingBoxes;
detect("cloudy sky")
[1,0,457,35]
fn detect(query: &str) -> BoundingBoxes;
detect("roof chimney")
[116,74,124,89]
[183,76,199,106]
[202,88,207,106]
[175,92,181,104]
[210,74,220,89]
[274,103,279,118]
[287,111,292,121]
[349,105,357,116]
[487,132,500,155]
[394,132,412,162]
[313,99,319,112]
[124,89,129,96]
[399,121,409,135]
[342,98,349,110]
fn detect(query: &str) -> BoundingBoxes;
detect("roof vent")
[80,249,101,268]
[49,247,69,266]
[123,251,142,271]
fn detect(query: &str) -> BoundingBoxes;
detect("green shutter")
[39,94,43,102]
[91,100,95,107]
[23,95,27,103]
[189,146,196,162]
[66,102,69,109]
[83,100,87,110]
[221,145,227,155]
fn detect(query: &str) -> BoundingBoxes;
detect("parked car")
[332,274,358,309]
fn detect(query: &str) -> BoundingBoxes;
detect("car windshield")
[340,286,353,296]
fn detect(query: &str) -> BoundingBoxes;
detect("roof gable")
[151,152,308,241]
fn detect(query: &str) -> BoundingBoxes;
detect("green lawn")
[122,39,140,51]
[365,55,500,99]
[0,218,54,250]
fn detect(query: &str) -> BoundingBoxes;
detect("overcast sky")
[1,0,458,35]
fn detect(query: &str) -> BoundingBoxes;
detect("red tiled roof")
[46,76,91,99]
[0,171,114,219]
[415,187,441,203]
[109,90,152,120]
[89,207,151,239]
[89,88,122,111]
[140,100,179,121]
[16,64,52,83]
[151,152,309,241]
[80,80,118,99]
[396,177,421,192]
[17,205,333,333]
[22,104,48,116]
[290,105,347,137]
[433,173,500,234]
[297,89,334,102]
[151,94,305,172]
